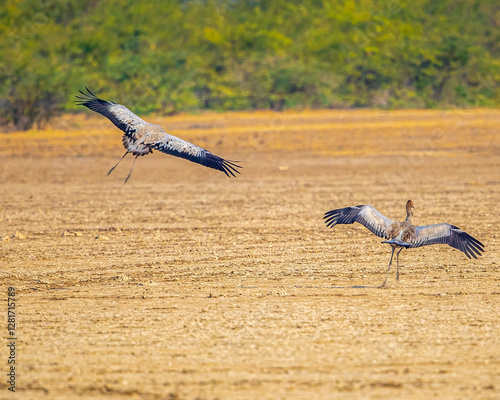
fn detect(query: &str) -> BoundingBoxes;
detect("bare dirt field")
[0,109,499,399]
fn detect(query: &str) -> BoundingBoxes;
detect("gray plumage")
[324,200,484,287]
[411,224,484,259]
[324,205,393,239]
[75,87,240,182]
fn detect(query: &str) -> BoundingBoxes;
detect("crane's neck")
[404,200,414,224]
[404,210,413,224]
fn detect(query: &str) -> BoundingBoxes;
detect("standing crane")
[323,200,484,287]
[75,87,241,182]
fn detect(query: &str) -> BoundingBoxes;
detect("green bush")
[0,0,498,129]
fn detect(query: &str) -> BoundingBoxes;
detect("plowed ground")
[1,109,499,399]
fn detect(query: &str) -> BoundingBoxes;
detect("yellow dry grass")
[3,108,499,157]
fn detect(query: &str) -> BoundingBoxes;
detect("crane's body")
[76,88,240,182]
[324,200,484,287]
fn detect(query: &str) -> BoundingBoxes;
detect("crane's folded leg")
[379,247,395,288]
[108,151,129,176]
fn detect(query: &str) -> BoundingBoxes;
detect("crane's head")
[406,200,414,216]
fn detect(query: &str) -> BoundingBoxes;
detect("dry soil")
[0,109,499,399]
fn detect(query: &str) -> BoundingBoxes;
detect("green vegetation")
[1,0,499,129]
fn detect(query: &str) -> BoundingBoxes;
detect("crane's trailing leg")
[108,151,129,176]
[396,248,403,281]
[124,155,139,184]
[379,247,395,288]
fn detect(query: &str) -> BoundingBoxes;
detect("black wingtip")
[75,87,95,105]
[85,86,97,97]
[323,210,340,228]
[323,209,338,219]
[75,87,99,104]
[323,209,340,228]
[221,160,241,178]
[208,156,241,178]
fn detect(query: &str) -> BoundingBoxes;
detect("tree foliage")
[1,0,499,129]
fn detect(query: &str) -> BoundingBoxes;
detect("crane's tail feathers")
[381,240,411,248]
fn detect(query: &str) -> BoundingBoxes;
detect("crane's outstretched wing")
[324,205,394,239]
[76,87,241,177]
[152,134,241,177]
[410,224,484,259]
[75,87,147,135]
